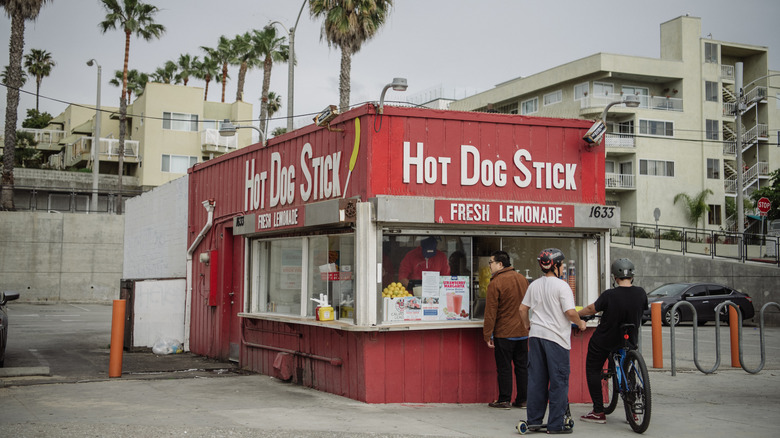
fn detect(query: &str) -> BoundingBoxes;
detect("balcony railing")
[605,172,635,189]
[744,86,767,104]
[721,64,735,80]
[605,133,635,148]
[723,161,769,194]
[18,127,66,149]
[200,129,237,154]
[581,93,682,113]
[61,137,140,169]
[722,141,736,156]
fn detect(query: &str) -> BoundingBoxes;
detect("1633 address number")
[589,206,615,219]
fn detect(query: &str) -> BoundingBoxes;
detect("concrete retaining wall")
[611,245,780,326]
[0,211,124,302]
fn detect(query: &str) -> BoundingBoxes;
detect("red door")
[219,226,243,362]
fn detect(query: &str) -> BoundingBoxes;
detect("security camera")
[583,120,606,147]
[313,105,339,127]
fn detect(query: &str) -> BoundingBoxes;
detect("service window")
[247,233,355,321]
[379,233,588,324]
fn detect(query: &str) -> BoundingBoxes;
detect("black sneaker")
[512,400,527,408]
[546,428,573,434]
[488,400,511,410]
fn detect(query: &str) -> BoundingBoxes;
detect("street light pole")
[272,0,306,133]
[87,59,101,213]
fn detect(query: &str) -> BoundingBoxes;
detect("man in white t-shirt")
[519,248,586,434]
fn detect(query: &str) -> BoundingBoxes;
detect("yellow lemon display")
[382,282,412,298]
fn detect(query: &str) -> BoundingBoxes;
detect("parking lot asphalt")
[1,303,779,437]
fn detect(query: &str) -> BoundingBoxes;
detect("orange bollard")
[729,306,740,368]
[109,299,127,378]
[651,302,663,369]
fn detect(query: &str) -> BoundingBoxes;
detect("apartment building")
[450,15,779,232]
[14,82,253,212]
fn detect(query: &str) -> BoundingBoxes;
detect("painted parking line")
[69,304,91,312]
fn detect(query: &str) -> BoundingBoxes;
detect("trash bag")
[152,337,183,355]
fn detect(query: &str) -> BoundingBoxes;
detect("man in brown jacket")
[483,250,530,410]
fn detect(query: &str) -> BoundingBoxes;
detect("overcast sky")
[2,0,779,136]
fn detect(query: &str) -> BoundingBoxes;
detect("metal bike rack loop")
[669,300,779,376]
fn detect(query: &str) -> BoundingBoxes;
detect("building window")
[201,119,218,131]
[594,82,614,97]
[639,159,674,177]
[704,42,718,63]
[161,154,198,173]
[162,111,198,132]
[543,90,562,106]
[706,119,719,140]
[639,119,674,137]
[705,81,718,102]
[776,92,780,109]
[520,98,538,115]
[708,204,722,225]
[707,158,720,179]
[574,82,589,100]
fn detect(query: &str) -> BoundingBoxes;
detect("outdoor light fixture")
[583,94,641,149]
[219,119,266,145]
[378,77,409,114]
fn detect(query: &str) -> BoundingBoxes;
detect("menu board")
[384,274,470,322]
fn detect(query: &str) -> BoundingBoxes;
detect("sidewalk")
[1,363,778,437]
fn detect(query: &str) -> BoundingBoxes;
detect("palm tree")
[251,25,288,132]
[109,68,147,101]
[1,65,27,86]
[193,55,219,101]
[175,53,197,86]
[264,91,282,135]
[309,0,393,111]
[150,60,176,84]
[233,32,260,102]
[99,0,165,214]
[23,48,55,111]
[2,0,52,210]
[674,189,714,230]
[201,35,237,103]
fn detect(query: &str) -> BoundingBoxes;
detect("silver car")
[1,291,20,367]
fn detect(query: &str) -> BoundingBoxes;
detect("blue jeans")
[527,337,570,431]
[493,338,528,403]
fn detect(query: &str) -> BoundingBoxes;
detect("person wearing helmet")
[577,258,648,424]
[519,248,587,434]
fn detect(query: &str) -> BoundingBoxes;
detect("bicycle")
[598,321,652,434]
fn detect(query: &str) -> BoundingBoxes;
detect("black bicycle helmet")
[538,248,565,272]
[611,258,635,279]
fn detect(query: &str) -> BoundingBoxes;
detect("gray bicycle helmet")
[538,248,565,272]
[611,258,635,279]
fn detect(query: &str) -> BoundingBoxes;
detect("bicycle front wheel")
[602,360,619,415]
[623,350,652,433]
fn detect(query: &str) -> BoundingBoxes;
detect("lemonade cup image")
[446,292,455,313]
[452,293,463,315]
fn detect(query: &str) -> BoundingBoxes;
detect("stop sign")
[757,197,771,215]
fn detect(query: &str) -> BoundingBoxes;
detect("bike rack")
[668,300,780,376]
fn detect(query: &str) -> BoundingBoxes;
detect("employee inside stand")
[398,236,451,289]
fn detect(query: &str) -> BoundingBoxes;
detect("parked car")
[642,283,754,326]
[1,290,20,367]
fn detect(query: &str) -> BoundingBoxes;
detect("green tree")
[673,189,714,230]
[13,130,41,168]
[23,48,55,111]
[175,53,198,86]
[1,64,27,86]
[1,0,52,210]
[751,169,780,222]
[99,0,165,213]
[150,60,176,84]
[271,126,287,138]
[251,25,288,131]
[309,0,393,111]
[21,108,52,129]
[201,35,237,103]
[193,55,219,101]
[263,90,282,135]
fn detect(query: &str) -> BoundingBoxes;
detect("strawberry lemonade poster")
[440,276,469,320]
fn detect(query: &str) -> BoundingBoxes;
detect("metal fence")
[611,221,780,266]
